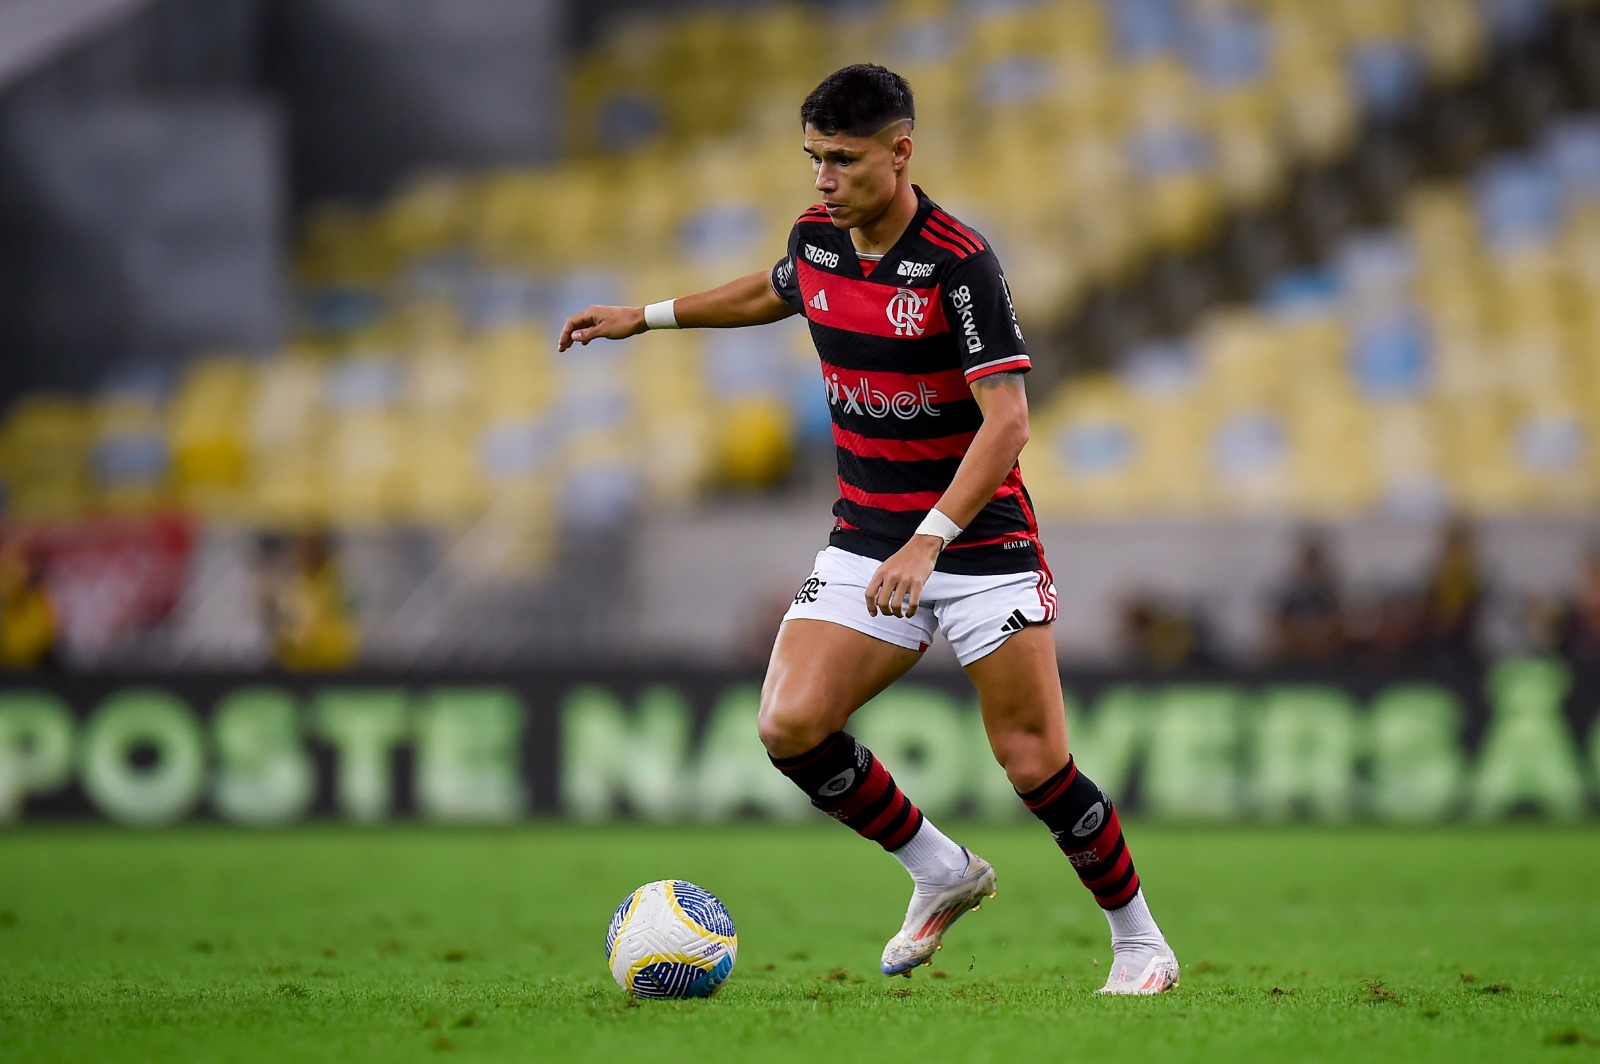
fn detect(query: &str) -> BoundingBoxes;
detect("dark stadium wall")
[2,658,1596,826]
[263,0,567,204]
[0,0,281,406]
[0,0,569,400]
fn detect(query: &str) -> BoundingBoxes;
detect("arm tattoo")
[972,371,1025,391]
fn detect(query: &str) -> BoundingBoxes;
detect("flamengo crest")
[886,288,929,337]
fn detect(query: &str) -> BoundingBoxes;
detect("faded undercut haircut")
[800,63,915,137]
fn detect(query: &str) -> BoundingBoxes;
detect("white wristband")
[914,507,963,548]
[643,299,679,330]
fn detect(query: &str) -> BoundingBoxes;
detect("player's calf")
[1018,756,1178,993]
[772,731,995,975]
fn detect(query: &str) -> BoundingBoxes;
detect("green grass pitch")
[1,824,1597,1062]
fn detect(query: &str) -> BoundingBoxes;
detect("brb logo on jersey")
[897,260,935,279]
[886,288,930,337]
[804,244,840,269]
[826,372,939,420]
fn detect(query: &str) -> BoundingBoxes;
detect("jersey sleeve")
[770,226,804,313]
[941,248,1030,383]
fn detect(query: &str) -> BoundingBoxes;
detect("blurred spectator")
[739,582,796,669]
[1559,548,1600,665]
[261,531,359,670]
[0,539,58,671]
[1419,519,1484,663]
[1118,592,1213,670]
[1269,532,1347,663]
[1515,590,1570,656]
[1356,590,1427,664]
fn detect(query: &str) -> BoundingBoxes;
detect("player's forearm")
[930,414,1029,529]
[673,271,796,328]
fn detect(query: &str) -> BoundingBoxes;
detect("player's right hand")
[557,305,648,352]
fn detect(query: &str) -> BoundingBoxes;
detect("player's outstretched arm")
[558,270,795,351]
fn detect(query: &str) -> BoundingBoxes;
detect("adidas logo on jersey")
[999,609,1029,634]
[809,289,830,312]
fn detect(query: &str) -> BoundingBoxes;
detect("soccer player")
[559,64,1179,995]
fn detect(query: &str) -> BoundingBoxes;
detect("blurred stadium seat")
[3,0,1599,668]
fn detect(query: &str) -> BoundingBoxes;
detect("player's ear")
[892,132,913,171]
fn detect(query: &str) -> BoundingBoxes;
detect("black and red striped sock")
[770,732,924,852]
[1019,757,1141,910]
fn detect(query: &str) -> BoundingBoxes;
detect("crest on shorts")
[793,575,827,604]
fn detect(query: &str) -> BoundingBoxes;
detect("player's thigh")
[759,619,922,757]
[962,624,1070,791]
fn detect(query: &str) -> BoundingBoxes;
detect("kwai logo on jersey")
[886,288,930,337]
[825,372,940,420]
[950,284,984,354]
[1000,275,1025,342]
[897,260,935,279]
[804,244,840,268]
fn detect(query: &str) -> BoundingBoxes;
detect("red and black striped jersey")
[769,186,1047,576]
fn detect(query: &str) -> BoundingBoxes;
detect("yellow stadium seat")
[1208,86,1290,209]
[90,397,169,515]
[0,395,93,521]
[1197,309,1290,405]
[400,417,490,525]
[1027,378,1185,518]
[713,396,793,490]
[1436,396,1529,513]
[1288,391,1379,515]
[325,411,405,524]
[469,169,564,270]
[1337,0,1410,42]
[1411,0,1490,84]
[378,174,469,263]
[295,203,396,287]
[1143,172,1225,253]
[248,446,330,528]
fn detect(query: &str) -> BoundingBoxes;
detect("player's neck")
[849,178,919,256]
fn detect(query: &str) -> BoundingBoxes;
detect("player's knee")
[989,725,1066,793]
[757,697,830,760]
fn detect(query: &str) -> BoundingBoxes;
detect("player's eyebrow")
[804,144,863,161]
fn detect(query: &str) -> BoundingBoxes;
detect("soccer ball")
[605,880,738,999]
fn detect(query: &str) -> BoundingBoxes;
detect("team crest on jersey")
[886,288,929,337]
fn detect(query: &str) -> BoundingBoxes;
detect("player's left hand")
[865,536,942,618]
[557,304,647,352]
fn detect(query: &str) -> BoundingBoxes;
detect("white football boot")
[880,849,997,976]
[1094,943,1180,995]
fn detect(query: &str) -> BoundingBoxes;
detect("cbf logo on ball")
[886,288,929,336]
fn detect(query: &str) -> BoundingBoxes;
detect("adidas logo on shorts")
[999,609,1029,634]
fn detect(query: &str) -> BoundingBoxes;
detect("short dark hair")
[800,64,915,137]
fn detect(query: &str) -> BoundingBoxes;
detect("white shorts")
[782,546,1058,666]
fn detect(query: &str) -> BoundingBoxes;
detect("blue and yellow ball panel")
[629,952,735,999]
[667,880,737,940]
[605,890,639,963]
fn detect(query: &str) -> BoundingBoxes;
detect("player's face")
[803,123,907,229]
